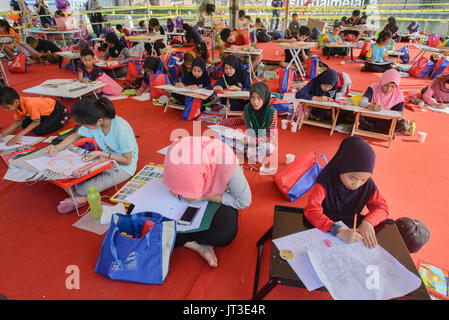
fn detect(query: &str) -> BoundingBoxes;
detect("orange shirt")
[224,29,250,48]
[14,97,56,121]
[0,27,20,43]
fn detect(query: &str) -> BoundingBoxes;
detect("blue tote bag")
[95,212,176,285]
[286,153,328,202]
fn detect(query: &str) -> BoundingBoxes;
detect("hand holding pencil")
[336,214,363,244]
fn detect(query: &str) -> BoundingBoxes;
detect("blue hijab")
[316,136,378,221]
[407,21,420,34]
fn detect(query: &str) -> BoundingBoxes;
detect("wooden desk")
[155,84,214,114]
[252,205,430,300]
[350,107,403,149]
[23,79,105,99]
[56,50,81,74]
[297,99,343,136]
[411,44,448,64]
[217,90,250,118]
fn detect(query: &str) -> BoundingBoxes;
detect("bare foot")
[184,241,218,267]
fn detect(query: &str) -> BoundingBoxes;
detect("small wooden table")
[56,50,81,74]
[155,84,214,114]
[323,41,358,60]
[23,79,105,100]
[252,205,431,300]
[217,90,250,118]
[296,99,344,136]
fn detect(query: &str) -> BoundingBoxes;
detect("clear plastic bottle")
[87,186,103,220]
[287,104,295,123]
[257,62,264,79]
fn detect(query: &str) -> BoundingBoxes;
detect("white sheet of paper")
[131,93,151,101]
[125,179,208,232]
[25,149,92,175]
[426,105,449,114]
[307,241,422,300]
[100,202,127,225]
[105,94,129,101]
[0,135,44,150]
[272,221,348,291]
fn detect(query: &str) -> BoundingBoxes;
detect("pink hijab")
[369,69,404,110]
[430,72,449,103]
[163,136,239,200]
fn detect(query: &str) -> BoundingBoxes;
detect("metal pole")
[283,0,290,32]
[230,0,239,29]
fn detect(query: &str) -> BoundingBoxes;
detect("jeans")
[270,10,280,32]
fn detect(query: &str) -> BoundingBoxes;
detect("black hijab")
[222,55,248,87]
[181,58,211,88]
[316,136,378,222]
[307,69,339,98]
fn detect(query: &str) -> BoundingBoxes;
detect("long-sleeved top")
[220,109,278,145]
[359,87,404,111]
[422,85,447,105]
[103,47,131,60]
[222,165,252,210]
[304,183,389,233]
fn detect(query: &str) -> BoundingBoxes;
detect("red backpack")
[9,53,28,73]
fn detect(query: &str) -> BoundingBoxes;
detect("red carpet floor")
[0,42,447,300]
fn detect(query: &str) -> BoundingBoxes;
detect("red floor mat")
[0,42,447,300]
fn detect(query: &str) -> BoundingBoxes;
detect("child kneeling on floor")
[219,82,277,164]
[0,87,70,146]
[47,97,139,214]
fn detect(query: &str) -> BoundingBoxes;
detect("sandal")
[57,199,87,214]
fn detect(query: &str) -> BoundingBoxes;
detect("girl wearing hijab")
[220,82,278,163]
[101,32,132,78]
[358,69,405,133]
[295,69,339,122]
[182,23,203,47]
[401,21,420,42]
[421,72,449,108]
[213,55,251,111]
[163,136,251,267]
[173,58,212,105]
[166,18,174,33]
[305,136,389,248]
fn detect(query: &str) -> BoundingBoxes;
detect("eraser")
[324,239,332,247]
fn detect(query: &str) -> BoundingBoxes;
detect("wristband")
[328,223,341,237]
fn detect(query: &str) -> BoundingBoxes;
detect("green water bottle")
[87,186,103,220]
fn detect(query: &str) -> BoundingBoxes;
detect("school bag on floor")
[429,57,449,79]
[95,212,176,285]
[277,68,296,94]
[9,53,27,73]
[149,62,171,99]
[408,57,435,78]
[182,97,202,121]
[97,73,124,96]
[426,34,440,48]
[272,152,328,202]
[126,60,142,83]
[400,46,410,64]
[306,57,320,79]
[358,41,371,59]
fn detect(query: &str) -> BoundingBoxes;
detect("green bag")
[317,33,325,48]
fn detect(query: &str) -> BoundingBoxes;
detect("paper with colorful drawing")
[25,149,92,175]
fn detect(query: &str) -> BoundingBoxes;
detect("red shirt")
[304,183,389,233]
[224,29,250,48]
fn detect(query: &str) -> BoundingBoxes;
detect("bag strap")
[314,152,328,165]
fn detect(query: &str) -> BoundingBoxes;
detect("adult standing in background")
[270,0,283,33]
[86,0,103,38]
[55,0,71,13]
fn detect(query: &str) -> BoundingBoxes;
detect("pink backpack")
[96,73,123,96]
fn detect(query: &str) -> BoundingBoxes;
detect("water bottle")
[87,186,103,220]
[256,62,264,80]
